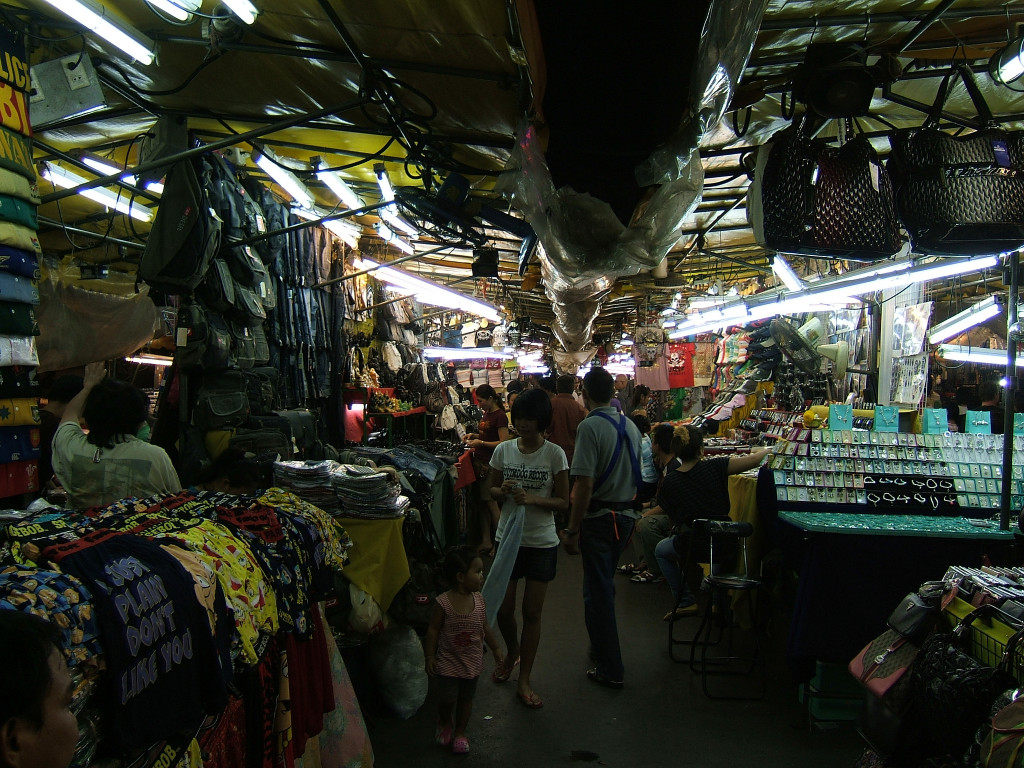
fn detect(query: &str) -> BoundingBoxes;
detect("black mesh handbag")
[888,62,1024,256]
[750,113,905,261]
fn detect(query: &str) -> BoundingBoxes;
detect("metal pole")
[1001,249,1019,531]
[40,98,370,204]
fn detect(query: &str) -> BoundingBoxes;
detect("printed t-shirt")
[489,439,567,548]
[657,456,732,526]
[51,421,182,509]
[668,342,696,388]
[434,591,486,679]
[40,530,231,752]
[0,564,103,667]
[474,408,508,464]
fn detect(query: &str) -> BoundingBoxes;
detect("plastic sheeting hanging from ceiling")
[498,0,770,351]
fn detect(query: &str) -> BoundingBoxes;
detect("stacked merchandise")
[274,459,340,514]
[331,464,410,519]
[0,25,41,500]
[0,487,355,768]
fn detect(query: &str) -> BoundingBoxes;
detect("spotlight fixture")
[991,35,1024,86]
[927,295,1005,345]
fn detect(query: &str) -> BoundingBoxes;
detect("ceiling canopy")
[12,0,1024,347]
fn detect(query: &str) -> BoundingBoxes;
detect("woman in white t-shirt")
[485,388,569,710]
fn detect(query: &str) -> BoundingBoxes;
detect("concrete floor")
[365,548,865,767]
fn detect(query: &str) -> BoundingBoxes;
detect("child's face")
[513,418,541,440]
[460,558,486,592]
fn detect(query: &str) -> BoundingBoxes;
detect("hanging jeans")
[581,512,636,683]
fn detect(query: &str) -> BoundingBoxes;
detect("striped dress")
[434,591,486,679]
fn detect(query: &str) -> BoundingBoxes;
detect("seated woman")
[52,362,182,509]
[654,425,770,621]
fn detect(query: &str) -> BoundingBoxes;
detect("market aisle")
[365,548,864,767]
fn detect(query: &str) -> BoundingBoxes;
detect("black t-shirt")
[44,531,231,752]
[656,456,731,526]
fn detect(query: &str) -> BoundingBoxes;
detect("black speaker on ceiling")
[793,42,878,118]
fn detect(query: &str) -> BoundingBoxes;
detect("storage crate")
[799,661,862,727]
[944,596,1024,684]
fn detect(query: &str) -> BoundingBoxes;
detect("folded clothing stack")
[273,459,340,514]
[331,463,409,519]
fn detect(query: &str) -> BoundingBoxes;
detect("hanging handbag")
[888,62,1024,256]
[749,112,904,261]
[905,605,1024,764]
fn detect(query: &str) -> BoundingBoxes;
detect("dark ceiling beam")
[758,5,1024,31]
[149,34,518,86]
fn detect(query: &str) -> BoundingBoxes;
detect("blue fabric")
[590,410,642,490]
[483,500,524,625]
[581,512,635,681]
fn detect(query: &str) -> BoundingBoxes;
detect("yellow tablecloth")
[339,517,410,612]
[729,471,762,574]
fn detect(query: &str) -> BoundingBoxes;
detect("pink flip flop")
[492,656,519,683]
[452,736,470,754]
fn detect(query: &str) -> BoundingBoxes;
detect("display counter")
[777,509,1016,683]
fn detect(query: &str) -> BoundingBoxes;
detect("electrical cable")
[96,54,224,97]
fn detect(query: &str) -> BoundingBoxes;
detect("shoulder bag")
[888,62,1024,256]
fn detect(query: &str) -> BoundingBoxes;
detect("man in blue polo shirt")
[561,367,642,688]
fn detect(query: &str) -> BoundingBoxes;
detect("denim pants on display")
[655,535,695,606]
[581,512,636,682]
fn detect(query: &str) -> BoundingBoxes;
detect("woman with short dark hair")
[485,388,569,709]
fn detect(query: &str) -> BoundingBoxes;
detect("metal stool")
[687,518,765,700]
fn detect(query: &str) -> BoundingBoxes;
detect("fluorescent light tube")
[772,256,804,291]
[937,344,1024,367]
[376,222,414,254]
[126,354,173,367]
[41,162,153,222]
[928,295,1004,344]
[380,208,417,237]
[292,206,361,249]
[421,347,512,361]
[221,0,258,24]
[355,257,502,322]
[79,154,163,194]
[41,0,155,64]
[253,148,313,209]
[375,164,395,203]
[144,0,198,22]
[315,164,363,210]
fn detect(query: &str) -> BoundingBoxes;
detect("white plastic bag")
[370,625,428,719]
[348,584,389,635]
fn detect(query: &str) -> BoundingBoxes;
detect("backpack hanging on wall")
[138,157,222,294]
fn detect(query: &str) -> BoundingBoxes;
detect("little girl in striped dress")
[425,545,504,754]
